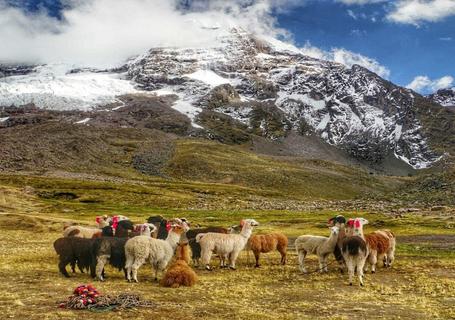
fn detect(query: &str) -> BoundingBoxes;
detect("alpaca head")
[228,224,242,234]
[330,226,340,235]
[354,218,368,228]
[96,215,110,228]
[240,219,259,228]
[346,217,368,237]
[134,223,157,235]
[327,215,346,227]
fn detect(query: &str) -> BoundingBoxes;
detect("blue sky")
[2,0,455,93]
[275,1,455,93]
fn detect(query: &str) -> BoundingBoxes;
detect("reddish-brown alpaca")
[160,243,198,288]
[248,233,288,267]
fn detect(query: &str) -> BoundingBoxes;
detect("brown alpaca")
[248,233,288,267]
[160,243,198,288]
[364,230,393,273]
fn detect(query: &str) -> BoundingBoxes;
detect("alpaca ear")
[354,219,361,229]
[240,220,245,227]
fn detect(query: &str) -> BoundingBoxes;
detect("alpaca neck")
[166,231,181,250]
[353,227,364,239]
[327,230,339,249]
[240,224,253,240]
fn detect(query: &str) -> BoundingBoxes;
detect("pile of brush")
[58,284,155,312]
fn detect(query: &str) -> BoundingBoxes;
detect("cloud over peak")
[0,0,301,68]
[406,75,454,93]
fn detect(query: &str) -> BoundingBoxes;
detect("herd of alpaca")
[53,214,396,287]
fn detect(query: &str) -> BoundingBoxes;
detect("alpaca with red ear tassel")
[124,221,189,283]
[160,242,198,288]
[341,217,369,286]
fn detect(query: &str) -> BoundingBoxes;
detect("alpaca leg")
[254,251,261,268]
[59,259,71,278]
[297,249,307,273]
[322,255,328,272]
[358,257,367,286]
[387,248,395,267]
[318,256,325,273]
[201,248,213,271]
[346,259,354,286]
[229,251,240,270]
[131,257,146,283]
[96,255,109,281]
[280,249,287,265]
[369,253,377,274]
[71,261,76,273]
[125,256,134,282]
[222,254,229,268]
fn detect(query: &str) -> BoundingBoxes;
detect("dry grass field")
[0,182,454,320]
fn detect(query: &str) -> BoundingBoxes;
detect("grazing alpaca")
[341,218,369,286]
[364,229,396,273]
[124,223,188,282]
[295,226,340,273]
[196,219,259,270]
[63,225,103,239]
[247,232,288,267]
[160,242,198,288]
[53,237,96,278]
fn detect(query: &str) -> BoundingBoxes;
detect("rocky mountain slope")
[428,88,455,109]
[1,29,454,173]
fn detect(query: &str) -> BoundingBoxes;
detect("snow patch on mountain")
[428,88,455,107]
[184,70,230,87]
[0,64,141,110]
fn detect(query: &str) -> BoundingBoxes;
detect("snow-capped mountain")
[0,29,446,169]
[428,88,455,108]
[126,29,440,169]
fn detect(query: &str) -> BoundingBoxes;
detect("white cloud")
[301,43,390,78]
[406,75,454,92]
[387,0,455,25]
[439,36,452,41]
[0,0,302,68]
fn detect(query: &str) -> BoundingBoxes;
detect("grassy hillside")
[0,185,454,320]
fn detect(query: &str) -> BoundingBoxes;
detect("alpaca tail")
[195,233,206,243]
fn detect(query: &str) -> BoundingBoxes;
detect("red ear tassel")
[165,222,171,232]
[95,216,100,224]
[354,219,361,229]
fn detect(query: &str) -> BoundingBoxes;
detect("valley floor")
[0,181,454,319]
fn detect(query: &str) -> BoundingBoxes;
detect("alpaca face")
[241,219,259,227]
[330,226,340,235]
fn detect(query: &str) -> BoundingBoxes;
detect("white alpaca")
[63,225,101,238]
[341,218,369,286]
[124,224,187,282]
[295,226,340,273]
[196,219,259,270]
